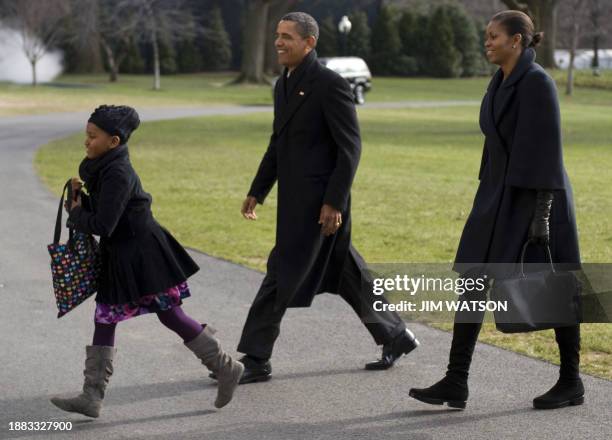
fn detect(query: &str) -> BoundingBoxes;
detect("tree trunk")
[533,0,558,68]
[143,1,161,90]
[152,28,161,90]
[592,35,599,69]
[590,0,601,70]
[235,0,271,84]
[76,35,104,73]
[101,39,119,82]
[110,65,119,83]
[566,0,584,96]
[30,60,37,87]
[566,41,576,96]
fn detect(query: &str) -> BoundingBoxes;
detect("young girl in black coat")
[51,105,243,418]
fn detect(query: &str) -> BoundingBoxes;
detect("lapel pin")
[299,91,304,96]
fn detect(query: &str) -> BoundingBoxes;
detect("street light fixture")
[338,15,352,56]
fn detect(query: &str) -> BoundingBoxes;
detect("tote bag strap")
[519,240,555,277]
[53,179,74,244]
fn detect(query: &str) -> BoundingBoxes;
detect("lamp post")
[338,15,352,56]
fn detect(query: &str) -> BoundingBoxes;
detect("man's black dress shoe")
[209,355,271,384]
[365,329,420,370]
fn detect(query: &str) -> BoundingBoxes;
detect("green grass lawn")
[3,69,611,116]
[0,73,273,116]
[35,78,612,379]
[551,68,612,91]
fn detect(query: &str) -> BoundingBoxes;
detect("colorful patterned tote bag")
[47,180,100,317]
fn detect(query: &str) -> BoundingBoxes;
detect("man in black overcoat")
[226,12,420,383]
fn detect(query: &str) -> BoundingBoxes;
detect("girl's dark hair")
[491,10,543,48]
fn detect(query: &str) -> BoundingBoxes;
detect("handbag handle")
[519,240,555,277]
[53,179,74,244]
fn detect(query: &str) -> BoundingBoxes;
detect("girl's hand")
[64,194,82,212]
[71,193,82,210]
[70,177,83,193]
[64,178,83,212]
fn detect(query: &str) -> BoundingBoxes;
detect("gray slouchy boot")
[50,345,115,418]
[185,326,244,408]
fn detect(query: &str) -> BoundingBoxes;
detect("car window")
[321,58,370,76]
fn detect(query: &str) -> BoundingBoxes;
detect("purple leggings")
[92,306,203,347]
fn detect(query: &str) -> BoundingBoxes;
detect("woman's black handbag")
[490,241,582,333]
[47,180,101,317]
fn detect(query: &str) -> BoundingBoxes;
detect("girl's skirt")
[95,281,191,324]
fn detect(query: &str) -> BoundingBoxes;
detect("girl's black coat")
[454,48,581,275]
[69,146,199,305]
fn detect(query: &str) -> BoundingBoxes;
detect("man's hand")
[241,196,258,220]
[319,204,342,236]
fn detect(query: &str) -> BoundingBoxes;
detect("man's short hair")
[281,12,319,41]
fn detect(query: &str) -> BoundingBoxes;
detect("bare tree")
[125,0,198,90]
[501,0,559,68]
[68,0,139,82]
[557,0,609,93]
[588,0,601,70]
[68,0,209,86]
[563,0,587,95]
[4,0,71,86]
[96,1,138,82]
[586,0,611,73]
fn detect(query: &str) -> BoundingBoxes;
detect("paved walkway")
[0,106,609,440]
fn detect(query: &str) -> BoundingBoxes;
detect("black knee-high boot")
[533,325,584,409]
[556,325,581,380]
[409,322,482,409]
[446,322,483,384]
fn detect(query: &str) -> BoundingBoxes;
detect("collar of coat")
[480,48,537,147]
[491,47,536,90]
[282,49,317,84]
[274,50,320,135]
[79,144,129,191]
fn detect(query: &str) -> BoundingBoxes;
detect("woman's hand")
[528,191,554,244]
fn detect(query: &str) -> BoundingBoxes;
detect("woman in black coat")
[51,106,243,418]
[409,11,583,410]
